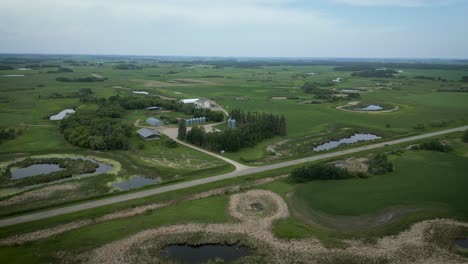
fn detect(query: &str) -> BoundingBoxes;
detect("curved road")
[0,125,466,228]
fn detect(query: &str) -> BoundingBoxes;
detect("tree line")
[56,76,107,82]
[291,153,393,183]
[180,109,286,152]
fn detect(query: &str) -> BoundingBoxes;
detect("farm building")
[136,128,160,140]
[146,117,164,126]
[180,98,200,104]
[146,106,160,110]
[194,99,211,108]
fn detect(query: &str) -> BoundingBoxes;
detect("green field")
[1,56,468,263]
[293,150,468,216]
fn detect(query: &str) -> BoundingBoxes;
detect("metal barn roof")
[136,128,160,138]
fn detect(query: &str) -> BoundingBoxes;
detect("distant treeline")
[412,140,453,152]
[184,60,468,71]
[0,65,14,70]
[47,67,74,73]
[351,69,398,78]
[182,109,286,152]
[47,88,94,100]
[59,102,131,150]
[462,76,468,82]
[113,64,142,70]
[56,76,107,82]
[301,82,359,102]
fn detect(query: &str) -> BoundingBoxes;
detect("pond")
[454,238,468,248]
[50,109,75,120]
[11,164,63,180]
[112,176,161,190]
[341,89,360,93]
[357,105,383,111]
[313,133,382,152]
[332,77,342,83]
[74,157,113,176]
[132,91,149,95]
[160,243,250,264]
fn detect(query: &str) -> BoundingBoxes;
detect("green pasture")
[292,150,468,217]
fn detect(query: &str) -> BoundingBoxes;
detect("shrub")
[290,163,365,183]
[462,130,468,143]
[368,154,393,175]
[417,140,452,152]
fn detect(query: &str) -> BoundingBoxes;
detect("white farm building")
[179,98,200,104]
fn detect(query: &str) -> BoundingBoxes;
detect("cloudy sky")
[1,0,467,58]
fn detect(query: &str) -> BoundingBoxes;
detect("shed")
[194,99,211,108]
[180,98,200,104]
[136,128,160,140]
[146,117,164,126]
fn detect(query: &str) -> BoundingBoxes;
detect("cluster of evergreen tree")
[59,102,131,150]
[182,109,286,152]
[0,128,22,144]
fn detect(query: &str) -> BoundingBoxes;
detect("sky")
[0,0,467,58]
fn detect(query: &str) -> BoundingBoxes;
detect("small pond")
[11,164,63,180]
[357,105,383,111]
[332,77,342,82]
[50,109,75,120]
[454,238,468,248]
[160,243,250,264]
[313,133,382,152]
[132,91,149,95]
[75,157,113,176]
[112,176,161,190]
[341,89,360,93]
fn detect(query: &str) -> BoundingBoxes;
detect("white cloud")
[331,0,451,7]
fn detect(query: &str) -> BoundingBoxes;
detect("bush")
[462,130,468,143]
[290,163,365,183]
[416,140,452,152]
[164,139,178,148]
[368,154,393,175]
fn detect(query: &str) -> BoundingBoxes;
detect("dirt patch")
[0,183,79,207]
[331,157,369,173]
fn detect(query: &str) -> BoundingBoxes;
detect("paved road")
[0,125,466,228]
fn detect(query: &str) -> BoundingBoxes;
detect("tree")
[279,115,287,136]
[186,126,205,146]
[461,76,468,83]
[463,130,468,143]
[178,121,187,139]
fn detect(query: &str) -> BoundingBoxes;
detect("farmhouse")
[136,128,160,140]
[146,117,164,126]
[180,98,200,104]
[194,99,211,108]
